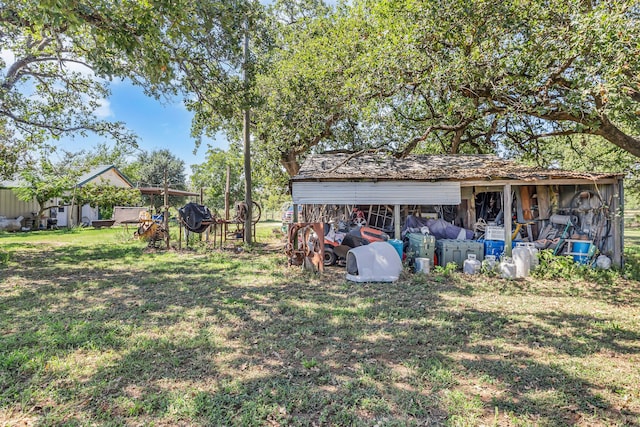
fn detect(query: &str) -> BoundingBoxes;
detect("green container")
[436,239,484,268]
[407,233,436,263]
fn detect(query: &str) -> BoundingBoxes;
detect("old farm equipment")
[284,222,325,272]
[179,203,215,233]
[134,211,168,248]
[226,201,262,240]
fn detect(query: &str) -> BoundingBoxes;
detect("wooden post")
[613,179,623,268]
[200,187,204,242]
[504,184,513,257]
[394,204,401,240]
[164,168,170,249]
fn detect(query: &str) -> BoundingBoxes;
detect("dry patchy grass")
[1,227,639,426]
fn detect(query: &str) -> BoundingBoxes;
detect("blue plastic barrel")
[388,239,404,260]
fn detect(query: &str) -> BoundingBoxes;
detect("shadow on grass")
[1,241,639,425]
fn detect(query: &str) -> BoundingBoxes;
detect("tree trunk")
[281,151,301,176]
[592,116,640,158]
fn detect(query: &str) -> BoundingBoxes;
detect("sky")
[53,80,229,173]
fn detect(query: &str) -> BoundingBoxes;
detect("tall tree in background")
[190,147,243,212]
[133,149,187,211]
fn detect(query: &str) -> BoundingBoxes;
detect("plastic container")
[520,242,539,268]
[415,257,430,274]
[485,226,505,241]
[463,254,481,275]
[513,243,531,278]
[498,257,517,279]
[436,239,484,267]
[484,239,505,257]
[572,241,591,264]
[388,239,404,260]
[407,233,436,264]
[482,255,498,272]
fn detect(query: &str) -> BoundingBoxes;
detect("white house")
[0,165,134,229]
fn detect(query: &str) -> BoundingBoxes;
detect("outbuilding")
[290,153,624,267]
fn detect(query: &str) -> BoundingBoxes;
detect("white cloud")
[94,98,114,118]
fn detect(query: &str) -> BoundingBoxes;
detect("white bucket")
[415,257,430,274]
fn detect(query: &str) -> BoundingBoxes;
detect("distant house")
[0,165,134,229]
[57,165,134,227]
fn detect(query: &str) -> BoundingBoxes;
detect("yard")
[1,225,639,426]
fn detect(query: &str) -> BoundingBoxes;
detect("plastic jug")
[513,243,531,278]
[415,257,430,274]
[498,257,517,279]
[519,242,539,268]
[463,254,481,275]
[482,255,497,272]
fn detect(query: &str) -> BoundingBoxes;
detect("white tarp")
[345,241,402,283]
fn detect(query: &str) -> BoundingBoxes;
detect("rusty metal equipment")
[134,211,168,248]
[284,222,325,273]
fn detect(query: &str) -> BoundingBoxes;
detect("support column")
[613,179,624,268]
[504,184,513,257]
[394,204,401,240]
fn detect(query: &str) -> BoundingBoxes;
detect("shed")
[290,153,624,266]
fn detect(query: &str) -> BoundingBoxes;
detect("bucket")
[572,241,591,264]
[415,257,430,274]
[388,239,404,261]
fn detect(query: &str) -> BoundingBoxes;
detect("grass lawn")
[1,225,639,426]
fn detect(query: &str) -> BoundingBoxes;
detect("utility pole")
[243,18,253,244]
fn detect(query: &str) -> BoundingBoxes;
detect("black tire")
[323,247,337,266]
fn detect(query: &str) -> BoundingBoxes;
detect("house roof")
[291,153,623,183]
[76,165,133,187]
[138,187,200,197]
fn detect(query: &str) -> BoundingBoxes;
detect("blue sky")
[53,80,229,173]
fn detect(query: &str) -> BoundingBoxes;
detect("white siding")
[85,169,131,187]
[292,181,461,205]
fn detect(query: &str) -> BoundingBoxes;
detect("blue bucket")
[572,241,591,264]
[388,239,404,260]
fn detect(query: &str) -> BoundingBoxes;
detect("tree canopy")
[245,0,640,176]
[0,0,256,178]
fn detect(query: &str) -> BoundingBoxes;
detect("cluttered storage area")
[287,153,624,279]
